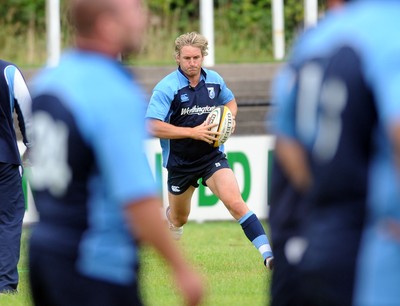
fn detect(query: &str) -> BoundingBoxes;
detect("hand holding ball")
[205,106,234,147]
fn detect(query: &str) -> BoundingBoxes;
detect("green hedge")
[0,0,326,66]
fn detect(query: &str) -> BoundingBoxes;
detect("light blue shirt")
[31,50,157,284]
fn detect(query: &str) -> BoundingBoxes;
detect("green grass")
[1,221,271,306]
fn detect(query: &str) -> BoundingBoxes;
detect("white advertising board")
[21,135,276,224]
[145,135,275,221]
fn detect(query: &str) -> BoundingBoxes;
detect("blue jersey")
[146,67,234,171]
[274,8,377,209]
[0,60,31,165]
[274,1,400,304]
[29,50,157,285]
[276,0,400,215]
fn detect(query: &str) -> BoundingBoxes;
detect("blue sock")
[239,211,273,261]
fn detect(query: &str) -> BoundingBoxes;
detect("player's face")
[115,0,147,54]
[176,46,204,79]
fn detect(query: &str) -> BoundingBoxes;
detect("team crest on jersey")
[180,93,189,102]
[207,87,215,99]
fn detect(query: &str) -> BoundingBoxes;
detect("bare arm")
[146,118,219,145]
[225,99,237,134]
[390,123,400,171]
[225,99,238,117]
[125,197,204,306]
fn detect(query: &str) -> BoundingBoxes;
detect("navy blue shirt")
[273,9,377,211]
[146,67,234,171]
[0,60,31,165]
[272,3,400,302]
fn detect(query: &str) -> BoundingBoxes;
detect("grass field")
[0,221,271,306]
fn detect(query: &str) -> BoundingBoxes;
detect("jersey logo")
[181,105,215,116]
[30,111,72,197]
[180,93,189,103]
[215,162,221,168]
[171,185,181,193]
[207,87,215,99]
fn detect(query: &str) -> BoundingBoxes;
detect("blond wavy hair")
[174,32,209,59]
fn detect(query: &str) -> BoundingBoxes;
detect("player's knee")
[225,200,247,219]
[174,214,189,227]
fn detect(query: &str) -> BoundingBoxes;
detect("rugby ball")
[205,105,234,147]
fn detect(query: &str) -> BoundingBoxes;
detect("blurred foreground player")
[28,0,204,305]
[270,0,378,305]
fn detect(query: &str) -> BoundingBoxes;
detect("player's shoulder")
[156,69,180,85]
[290,10,347,64]
[2,63,19,85]
[0,59,15,70]
[153,69,184,94]
[202,68,224,83]
[355,1,400,47]
[329,2,400,70]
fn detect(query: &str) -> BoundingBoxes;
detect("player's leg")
[166,187,195,240]
[166,168,199,240]
[168,187,195,227]
[205,167,274,269]
[0,163,25,292]
[205,167,247,218]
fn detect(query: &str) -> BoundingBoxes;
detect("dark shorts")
[294,206,364,306]
[29,245,142,306]
[167,155,230,195]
